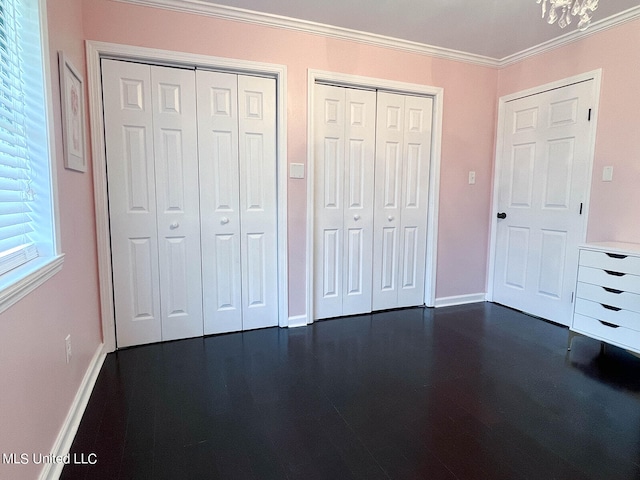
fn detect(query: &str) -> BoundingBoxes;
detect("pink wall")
[81,0,498,309]
[498,18,640,244]
[0,1,103,479]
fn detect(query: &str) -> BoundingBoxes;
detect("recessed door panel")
[123,126,150,213]
[543,138,574,209]
[538,230,566,299]
[505,226,529,289]
[128,237,156,322]
[510,144,535,208]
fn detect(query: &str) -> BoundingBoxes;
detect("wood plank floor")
[61,303,640,479]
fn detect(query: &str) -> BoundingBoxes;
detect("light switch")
[289,163,305,179]
[468,171,476,185]
[602,166,613,182]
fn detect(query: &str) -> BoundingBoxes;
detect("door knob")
[169,222,179,229]
[497,212,507,219]
[387,216,394,222]
[354,214,361,221]
[220,217,230,225]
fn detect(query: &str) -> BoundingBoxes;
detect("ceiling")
[195,0,640,60]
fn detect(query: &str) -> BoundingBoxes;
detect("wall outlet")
[65,335,72,364]
[468,171,476,185]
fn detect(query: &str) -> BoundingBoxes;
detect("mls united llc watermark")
[2,452,97,465]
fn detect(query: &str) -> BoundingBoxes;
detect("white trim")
[500,6,640,66]
[287,314,308,328]
[486,69,602,302]
[0,255,64,314]
[434,294,486,308]
[114,0,498,67]
[86,41,289,351]
[306,69,443,323]
[39,344,106,480]
[113,0,640,68]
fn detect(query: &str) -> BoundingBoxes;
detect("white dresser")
[570,242,640,354]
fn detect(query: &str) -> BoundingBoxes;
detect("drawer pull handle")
[603,287,623,294]
[601,304,621,312]
[605,253,627,259]
[599,320,620,329]
[604,270,625,277]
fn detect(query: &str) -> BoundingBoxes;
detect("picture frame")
[58,51,86,172]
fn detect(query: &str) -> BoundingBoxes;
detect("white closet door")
[313,84,376,319]
[104,61,203,346]
[197,71,243,335]
[103,59,161,348]
[314,84,346,319]
[150,66,203,341]
[396,94,432,308]
[237,75,279,330]
[198,72,279,333]
[373,92,432,311]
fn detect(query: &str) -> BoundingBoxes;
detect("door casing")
[487,70,602,308]
[305,69,444,325]
[87,41,289,352]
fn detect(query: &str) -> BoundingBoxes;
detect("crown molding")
[112,0,500,67]
[498,5,640,67]
[112,0,640,69]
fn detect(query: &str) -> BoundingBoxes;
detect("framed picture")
[58,51,86,172]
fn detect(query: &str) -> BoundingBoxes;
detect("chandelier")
[536,0,599,30]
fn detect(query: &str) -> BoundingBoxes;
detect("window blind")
[0,0,39,275]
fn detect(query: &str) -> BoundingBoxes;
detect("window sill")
[0,254,65,315]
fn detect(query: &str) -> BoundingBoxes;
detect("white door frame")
[486,69,602,302]
[306,69,444,324]
[86,41,289,352]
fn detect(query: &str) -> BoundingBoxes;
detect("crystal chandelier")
[536,0,599,30]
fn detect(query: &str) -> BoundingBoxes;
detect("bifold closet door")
[197,70,278,334]
[313,84,376,319]
[103,60,203,348]
[372,92,433,310]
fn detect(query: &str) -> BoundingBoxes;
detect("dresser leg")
[567,330,580,351]
[600,342,606,355]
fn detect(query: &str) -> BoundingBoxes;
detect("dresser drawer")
[577,266,640,295]
[576,282,640,314]
[572,313,640,352]
[574,298,640,332]
[579,249,640,274]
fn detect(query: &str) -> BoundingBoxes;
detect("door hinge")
[571,292,574,303]
[579,202,583,215]
[588,108,592,121]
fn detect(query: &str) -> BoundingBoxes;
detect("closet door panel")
[342,88,376,315]
[151,66,203,341]
[314,85,346,319]
[373,92,405,311]
[238,75,278,330]
[197,70,243,335]
[103,60,162,348]
[397,95,432,307]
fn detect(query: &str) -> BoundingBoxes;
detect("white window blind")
[0,0,52,277]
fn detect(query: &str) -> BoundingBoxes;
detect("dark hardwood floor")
[61,303,640,479]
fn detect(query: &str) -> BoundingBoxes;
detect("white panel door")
[197,71,242,335]
[237,75,279,330]
[103,60,161,348]
[313,84,376,319]
[493,81,594,326]
[150,66,203,342]
[104,60,203,347]
[372,92,432,311]
[198,71,279,333]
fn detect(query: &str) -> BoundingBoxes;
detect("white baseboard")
[434,293,487,308]
[39,343,106,480]
[287,314,308,328]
